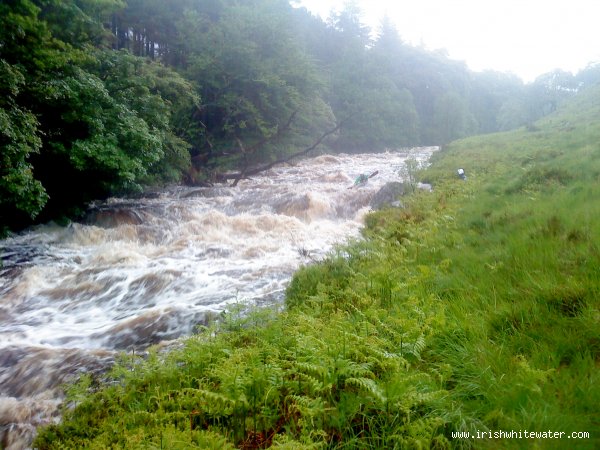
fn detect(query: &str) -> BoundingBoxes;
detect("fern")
[344,377,386,404]
[402,334,427,360]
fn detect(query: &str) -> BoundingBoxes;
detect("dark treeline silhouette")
[1,0,599,233]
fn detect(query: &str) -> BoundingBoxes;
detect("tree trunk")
[226,116,347,187]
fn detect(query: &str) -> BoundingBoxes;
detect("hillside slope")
[35,86,600,449]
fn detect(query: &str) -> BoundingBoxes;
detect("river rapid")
[0,148,437,448]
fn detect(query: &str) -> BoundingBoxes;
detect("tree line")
[1,0,599,233]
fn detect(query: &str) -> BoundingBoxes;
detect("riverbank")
[35,89,600,448]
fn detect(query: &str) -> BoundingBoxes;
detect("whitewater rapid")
[0,148,437,448]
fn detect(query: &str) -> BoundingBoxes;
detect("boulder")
[370,182,407,210]
[417,182,433,192]
[83,207,144,228]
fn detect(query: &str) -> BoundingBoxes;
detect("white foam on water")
[0,148,438,447]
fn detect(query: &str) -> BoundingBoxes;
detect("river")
[0,148,437,448]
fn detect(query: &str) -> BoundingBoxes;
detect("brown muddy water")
[0,148,437,448]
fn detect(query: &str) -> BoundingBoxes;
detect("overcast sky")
[294,0,600,83]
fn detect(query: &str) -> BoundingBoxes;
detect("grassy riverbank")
[35,87,600,449]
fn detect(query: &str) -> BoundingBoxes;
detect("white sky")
[294,0,600,83]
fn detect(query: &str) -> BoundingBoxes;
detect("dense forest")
[1,0,599,233]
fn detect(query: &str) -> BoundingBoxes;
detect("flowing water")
[0,148,437,448]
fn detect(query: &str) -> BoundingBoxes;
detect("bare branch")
[231,109,299,186]
[225,115,350,186]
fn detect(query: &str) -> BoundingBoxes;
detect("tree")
[177,0,332,174]
[0,0,62,228]
[525,69,577,121]
[497,98,528,131]
[328,52,419,151]
[2,0,576,233]
[327,0,371,48]
[576,62,600,88]
[0,0,198,228]
[38,0,121,48]
[0,60,48,230]
[468,70,524,133]
[27,48,197,218]
[432,92,477,144]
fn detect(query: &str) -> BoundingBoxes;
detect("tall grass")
[36,86,600,448]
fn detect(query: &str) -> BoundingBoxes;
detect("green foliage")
[36,294,451,449]
[87,49,197,184]
[37,83,600,448]
[38,0,122,48]
[178,0,332,167]
[328,51,420,151]
[0,0,198,227]
[3,0,594,233]
[397,155,424,192]
[432,92,477,144]
[0,60,48,225]
[26,48,196,217]
[0,0,57,228]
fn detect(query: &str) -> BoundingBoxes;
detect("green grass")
[35,85,600,449]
